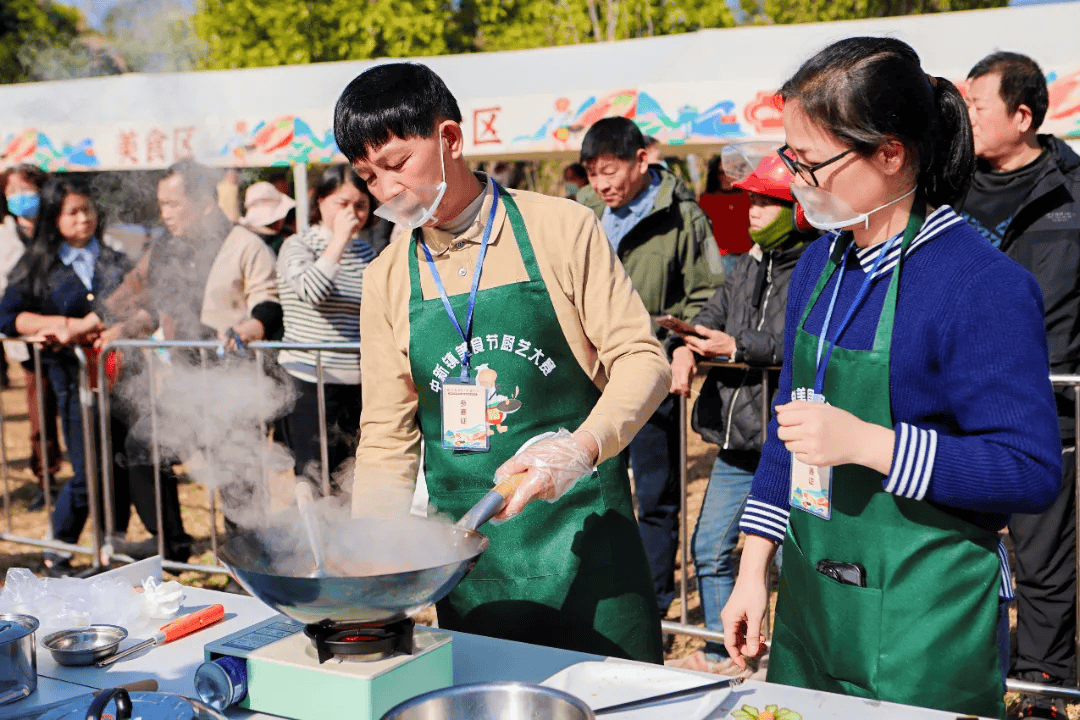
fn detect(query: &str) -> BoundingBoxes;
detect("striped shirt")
[740,206,1062,601]
[277,224,375,384]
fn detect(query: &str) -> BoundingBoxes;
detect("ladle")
[294,481,329,578]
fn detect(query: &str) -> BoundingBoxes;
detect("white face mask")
[373,136,448,229]
[791,184,917,232]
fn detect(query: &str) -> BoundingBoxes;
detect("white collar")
[828,206,963,279]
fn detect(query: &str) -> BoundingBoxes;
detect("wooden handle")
[492,472,528,500]
[160,604,224,642]
[93,679,159,696]
[455,472,529,531]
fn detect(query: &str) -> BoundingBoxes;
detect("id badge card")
[789,389,833,520]
[440,377,490,452]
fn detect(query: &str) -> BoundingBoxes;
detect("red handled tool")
[96,604,225,667]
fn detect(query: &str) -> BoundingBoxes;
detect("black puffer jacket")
[668,239,808,451]
[963,135,1080,439]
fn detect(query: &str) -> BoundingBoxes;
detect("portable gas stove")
[199,615,452,720]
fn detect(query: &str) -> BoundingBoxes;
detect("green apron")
[768,207,1004,719]
[407,190,662,663]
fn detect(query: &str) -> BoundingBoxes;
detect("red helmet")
[733,154,794,203]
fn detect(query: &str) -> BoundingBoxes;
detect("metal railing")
[664,365,1080,699]
[0,342,105,571]
[4,338,1080,698]
[94,339,362,576]
[0,338,361,576]
[663,360,776,643]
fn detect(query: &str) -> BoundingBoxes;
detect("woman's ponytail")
[923,76,975,209]
[781,38,977,211]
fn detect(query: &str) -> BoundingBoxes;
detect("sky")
[59,0,1077,30]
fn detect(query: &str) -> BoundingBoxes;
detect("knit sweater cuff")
[314,255,340,282]
[740,498,788,545]
[883,422,937,500]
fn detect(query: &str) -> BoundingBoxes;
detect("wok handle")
[456,472,527,530]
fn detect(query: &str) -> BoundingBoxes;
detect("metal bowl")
[380,682,596,720]
[41,625,128,666]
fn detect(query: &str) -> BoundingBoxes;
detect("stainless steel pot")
[0,614,38,705]
[380,682,596,720]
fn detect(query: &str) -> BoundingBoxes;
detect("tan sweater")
[200,225,279,332]
[354,175,671,492]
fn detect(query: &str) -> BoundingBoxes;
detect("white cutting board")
[542,661,736,719]
[541,661,995,719]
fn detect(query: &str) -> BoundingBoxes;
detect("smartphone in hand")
[652,314,705,338]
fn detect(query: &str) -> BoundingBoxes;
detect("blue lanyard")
[419,183,500,380]
[813,232,901,395]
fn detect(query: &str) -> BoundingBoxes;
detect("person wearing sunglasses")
[720,37,1061,718]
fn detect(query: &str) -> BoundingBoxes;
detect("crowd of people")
[0,39,1077,720]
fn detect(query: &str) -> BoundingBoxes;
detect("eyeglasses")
[777,144,856,188]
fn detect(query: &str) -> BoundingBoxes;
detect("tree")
[456,0,736,52]
[192,0,1010,71]
[193,0,739,68]
[0,0,82,84]
[193,0,460,70]
[100,0,206,73]
[759,0,1006,25]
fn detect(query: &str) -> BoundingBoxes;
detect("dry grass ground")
[0,364,1071,716]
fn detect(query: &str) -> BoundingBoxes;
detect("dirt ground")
[0,364,1069,717]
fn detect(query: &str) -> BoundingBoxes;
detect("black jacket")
[668,240,808,451]
[965,136,1080,436]
[0,243,133,365]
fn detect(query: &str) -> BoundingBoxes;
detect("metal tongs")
[592,676,743,715]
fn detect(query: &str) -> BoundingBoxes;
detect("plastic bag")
[142,577,185,619]
[0,568,144,634]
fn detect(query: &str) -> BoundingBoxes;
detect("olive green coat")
[578,166,721,325]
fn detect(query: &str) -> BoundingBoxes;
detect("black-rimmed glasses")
[777,144,856,187]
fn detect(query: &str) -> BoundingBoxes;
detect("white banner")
[1,3,1077,170]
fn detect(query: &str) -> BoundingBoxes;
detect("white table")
[2,562,992,719]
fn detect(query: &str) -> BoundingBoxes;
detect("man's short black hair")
[334,63,462,162]
[580,117,646,164]
[161,158,219,202]
[968,51,1048,131]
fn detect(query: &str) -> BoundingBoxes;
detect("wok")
[219,474,523,626]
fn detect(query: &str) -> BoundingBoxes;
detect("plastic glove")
[492,429,595,522]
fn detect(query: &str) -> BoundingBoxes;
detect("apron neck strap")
[870,188,926,352]
[497,191,541,282]
[407,181,540,306]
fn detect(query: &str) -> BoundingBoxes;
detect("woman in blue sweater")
[0,177,133,576]
[719,38,1061,718]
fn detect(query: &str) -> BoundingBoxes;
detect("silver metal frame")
[2,339,1079,698]
[664,367,1080,699]
[94,339,361,575]
[0,342,101,564]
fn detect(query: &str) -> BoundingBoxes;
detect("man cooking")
[336,63,670,663]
